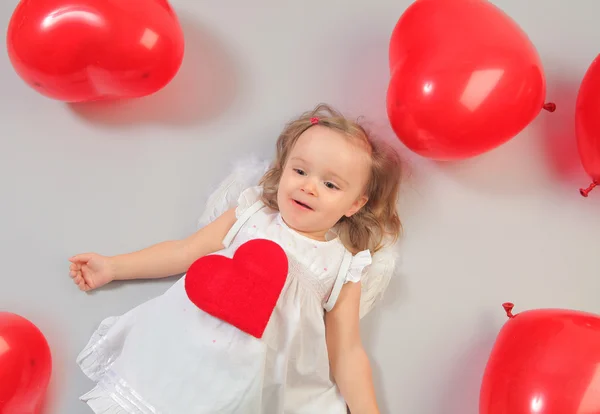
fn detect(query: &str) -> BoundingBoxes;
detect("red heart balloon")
[387,0,550,160]
[184,239,288,339]
[6,0,184,102]
[575,54,600,197]
[0,312,52,414]
[479,303,600,414]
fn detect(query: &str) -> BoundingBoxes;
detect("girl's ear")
[344,195,368,217]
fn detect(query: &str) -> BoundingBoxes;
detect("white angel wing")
[359,243,399,319]
[197,155,271,230]
[196,155,398,319]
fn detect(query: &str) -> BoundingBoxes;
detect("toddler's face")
[277,126,371,241]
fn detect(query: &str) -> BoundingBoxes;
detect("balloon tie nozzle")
[543,102,556,112]
[502,302,515,318]
[580,181,598,197]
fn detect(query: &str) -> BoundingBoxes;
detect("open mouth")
[293,199,313,210]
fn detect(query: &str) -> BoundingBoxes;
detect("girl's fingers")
[78,280,87,291]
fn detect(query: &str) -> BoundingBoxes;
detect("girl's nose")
[301,179,317,196]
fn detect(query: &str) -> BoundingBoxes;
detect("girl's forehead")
[290,127,372,176]
[293,126,368,154]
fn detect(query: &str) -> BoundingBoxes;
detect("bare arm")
[325,282,380,414]
[111,208,237,280]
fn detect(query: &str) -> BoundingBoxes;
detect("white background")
[1,1,599,413]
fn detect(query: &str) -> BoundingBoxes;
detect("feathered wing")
[196,155,398,318]
[197,155,271,229]
[358,242,399,319]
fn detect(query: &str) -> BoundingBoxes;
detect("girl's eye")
[325,182,339,190]
[293,168,306,176]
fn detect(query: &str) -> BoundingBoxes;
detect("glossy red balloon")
[6,0,185,102]
[575,54,600,197]
[387,0,551,160]
[480,303,600,414]
[0,312,52,414]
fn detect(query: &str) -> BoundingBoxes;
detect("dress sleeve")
[235,186,264,219]
[345,250,372,283]
[221,186,266,248]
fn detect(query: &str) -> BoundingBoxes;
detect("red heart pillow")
[185,239,288,339]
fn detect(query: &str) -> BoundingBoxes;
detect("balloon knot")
[580,181,598,197]
[502,302,515,318]
[543,102,556,112]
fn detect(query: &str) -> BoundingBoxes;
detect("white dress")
[76,185,373,414]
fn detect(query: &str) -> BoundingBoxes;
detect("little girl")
[69,103,402,414]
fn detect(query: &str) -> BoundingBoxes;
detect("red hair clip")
[310,117,319,125]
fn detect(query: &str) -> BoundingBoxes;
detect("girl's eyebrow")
[326,171,349,186]
[290,156,349,185]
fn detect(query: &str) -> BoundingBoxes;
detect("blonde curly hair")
[260,103,402,253]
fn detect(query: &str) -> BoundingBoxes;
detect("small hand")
[68,253,116,291]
